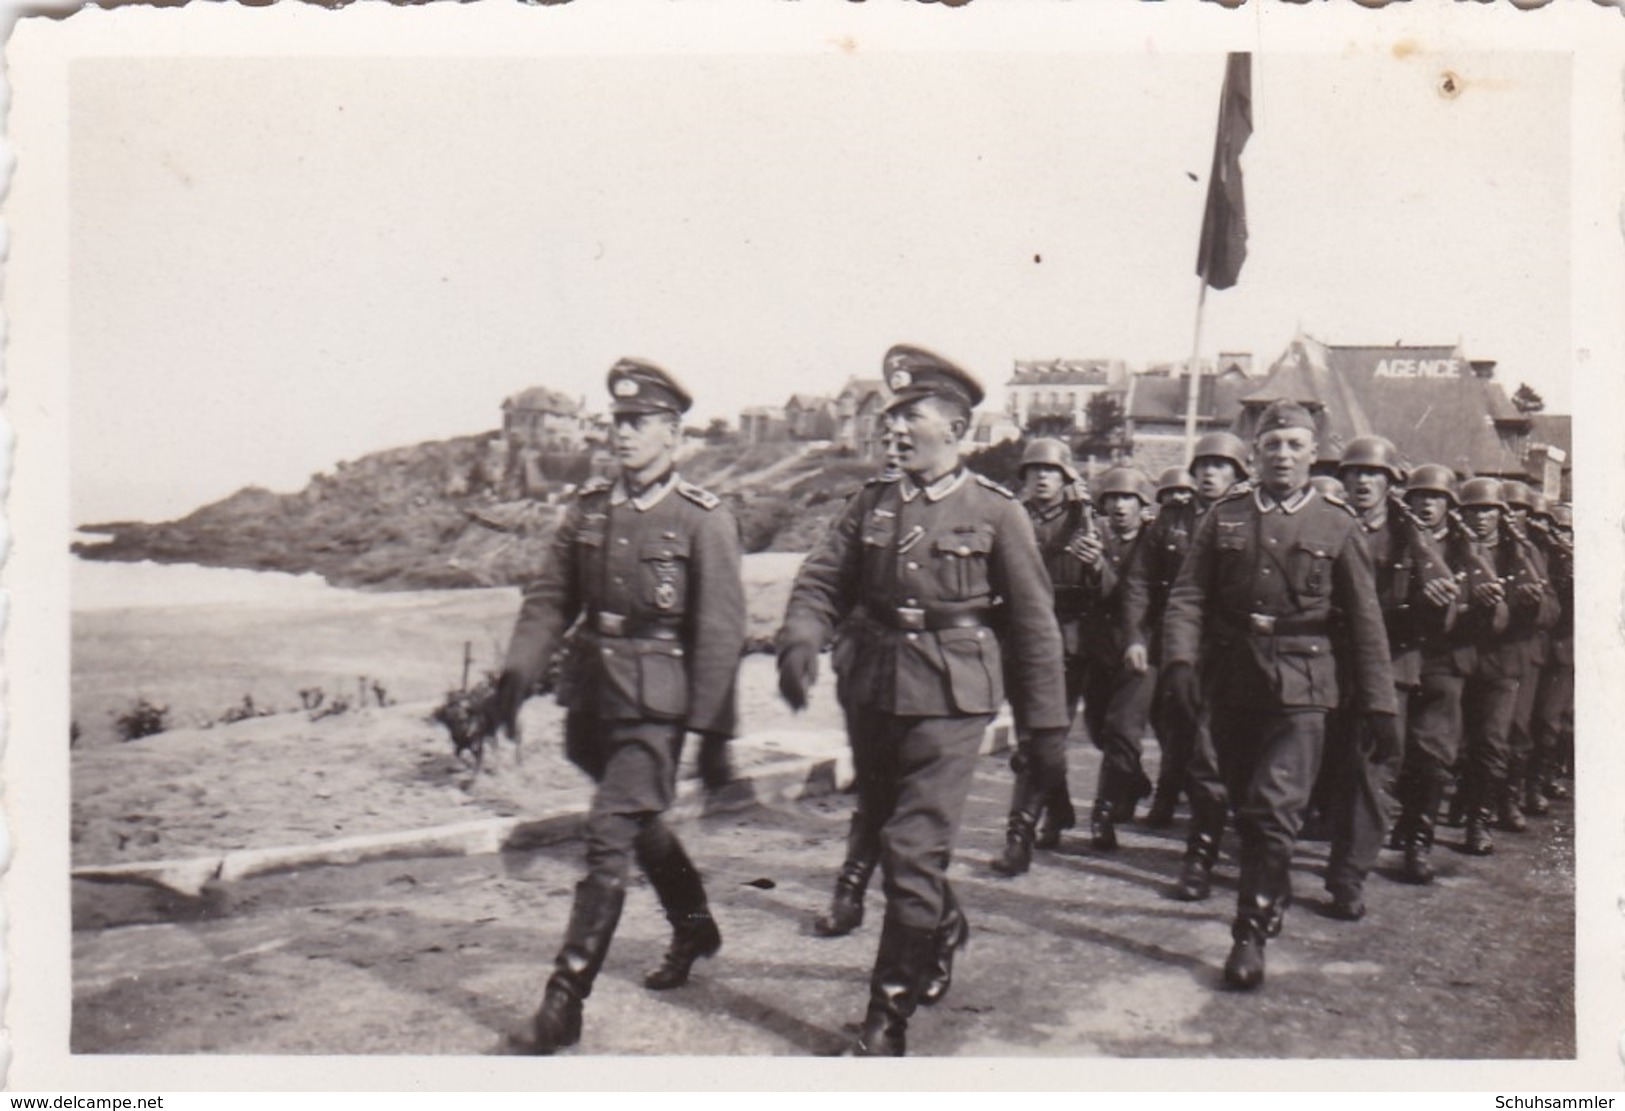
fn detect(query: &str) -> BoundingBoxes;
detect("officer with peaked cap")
[776,344,1066,1054]
[1162,400,1397,990]
[489,357,747,1053]
[987,436,1085,876]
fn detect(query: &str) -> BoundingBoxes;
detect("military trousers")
[1506,644,1544,783]
[566,713,690,888]
[1210,706,1327,916]
[1325,694,1409,897]
[848,708,993,931]
[1181,704,1227,834]
[1531,657,1574,762]
[1403,665,1467,788]
[1461,670,1519,810]
[1081,656,1155,803]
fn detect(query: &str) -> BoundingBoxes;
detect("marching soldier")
[1522,493,1573,816]
[1076,466,1158,849]
[988,437,1086,876]
[1390,464,1508,882]
[1453,478,1549,856]
[776,345,1067,1055]
[1127,430,1251,901]
[489,359,746,1054]
[1320,438,1457,919]
[1500,480,1561,832]
[1162,401,1397,990]
[1131,467,1197,828]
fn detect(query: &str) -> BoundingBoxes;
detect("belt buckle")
[896,606,926,631]
[1248,613,1276,635]
[598,612,627,636]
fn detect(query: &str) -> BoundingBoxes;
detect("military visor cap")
[1404,463,1459,504]
[1458,477,1507,510]
[882,344,985,413]
[608,358,693,416]
[1255,399,1318,436]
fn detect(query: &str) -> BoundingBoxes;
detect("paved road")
[72,749,1574,1058]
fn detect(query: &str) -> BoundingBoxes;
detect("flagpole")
[1183,272,1209,461]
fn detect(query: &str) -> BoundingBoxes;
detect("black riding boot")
[992,769,1041,877]
[1523,749,1551,816]
[1464,801,1496,856]
[1090,798,1118,851]
[1173,806,1222,901]
[920,886,970,1007]
[1402,779,1444,885]
[816,815,878,937]
[1223,908,1269,991]
[530,876,625,1054]
[1036,788,1076,851]
[852,917,937,1057]
[637,828,722,991]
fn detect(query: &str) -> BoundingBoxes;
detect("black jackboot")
[1401,780,1445,885]
[1090,798,1118,851]
[1173,811,1221,901]
[1465,803,1496,857]
[992,768,1041,877]
[852,918,937,1057]
[637,829,722,991]
[1499,779,1528,834]
[1036,789,1076,851]
[1223,913,1268,991]
[815,814,878,937]
[1523,750,1551,816]
[530,876,625,1054]
[919,888,969,1007]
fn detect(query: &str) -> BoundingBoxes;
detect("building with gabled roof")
[1123,362,1252,476]
[1005,358,1126,436]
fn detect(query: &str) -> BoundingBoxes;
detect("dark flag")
[1196,52,1253,291]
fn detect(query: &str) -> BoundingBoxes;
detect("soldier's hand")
[697,732,734,790]
[1068,532,1105,567]
[777,642,818,711]
[1123,643,1149,675]
[1161,661,1201,727]
[1365,712,1400,766]
[1421,575,1460,609]
[488,669,527,740]
[1515,580,1546,608]
[1472,580,1507,608]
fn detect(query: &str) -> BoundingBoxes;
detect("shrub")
[114,698,170,741]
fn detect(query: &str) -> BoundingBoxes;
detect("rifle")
[1388,494,1456,629]
[1501,513,1553,622]
[1446,508,1510,634]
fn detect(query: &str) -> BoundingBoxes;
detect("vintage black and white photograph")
[7,1,1624,1092]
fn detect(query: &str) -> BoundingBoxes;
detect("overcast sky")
[69,48,1571,525]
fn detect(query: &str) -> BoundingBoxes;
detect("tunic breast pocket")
[932,529,995,602]
[639,538,690,614]
[1289,540,1335,599]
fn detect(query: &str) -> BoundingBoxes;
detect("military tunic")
[503,470,746,880]
[1079,525,1156,803]
[1163,484,1396,922]
[783,467,1067,928]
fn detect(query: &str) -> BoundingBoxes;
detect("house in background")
[833,376,889,458]
[1121,358,1252,476]
[785,394,837,440]
[1004,359,1125,437]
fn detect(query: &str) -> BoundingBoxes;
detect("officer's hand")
[777,642,818,711]
[1365,712,1400,766]
[1161,661,1201,726]
[1473,580,1507,608]
[1421,576,1460,609]
[1068,533,1105,567]
[488,669,527,740]
[697,732,734,790]
[1123,643,1149,674]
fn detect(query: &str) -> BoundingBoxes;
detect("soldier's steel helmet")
[1458,477,1507,510]
[1553,504,1573,529]
[1338,435,1405,483]
[1309,475,1346,500]
[1098,466,1154,505]
[1527,491,1552,521]
[1191,431,1250,479]
[1404,463,1458,504]
[1156,466,1196,499]
[1501,480,1534,510]
[1019,437,1080,483]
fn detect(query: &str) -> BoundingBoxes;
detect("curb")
[70,715,1012,898]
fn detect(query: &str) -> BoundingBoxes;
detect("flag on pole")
[1196,52,1253,291]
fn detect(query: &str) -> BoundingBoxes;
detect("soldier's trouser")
[1149,673,1189,803]
[1531,657,1573,785]
[1507,648,1542,786]
[1403,669,1467,788]
[1461,672,1519,812]
[569,715,687,888]
[832,706,885,885]
[1082,658,1155,804]
[1182,703,1228,850]
[1004,655,1081,827]
[850,709,992,930]
[1211,706,1326,921]
[1326,695,1409,895]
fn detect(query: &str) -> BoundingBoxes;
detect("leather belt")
[877,607,992,632]
[1232,613,1329,637]
[591,611,683,640]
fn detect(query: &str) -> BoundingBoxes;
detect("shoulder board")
[575,476,613,498]
[973,473,1017,499]
[1322,493,1359,517]
[677,480,721,510]
[864,472,902,487]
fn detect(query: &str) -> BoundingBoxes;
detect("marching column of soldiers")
[488,345,1574,1057]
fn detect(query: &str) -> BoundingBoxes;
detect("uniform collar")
[901,466,968,504]
[611,468,679,512]
[1025,494,1069,521]
[1360,504,1390,532]
[1254,484,1315,515]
